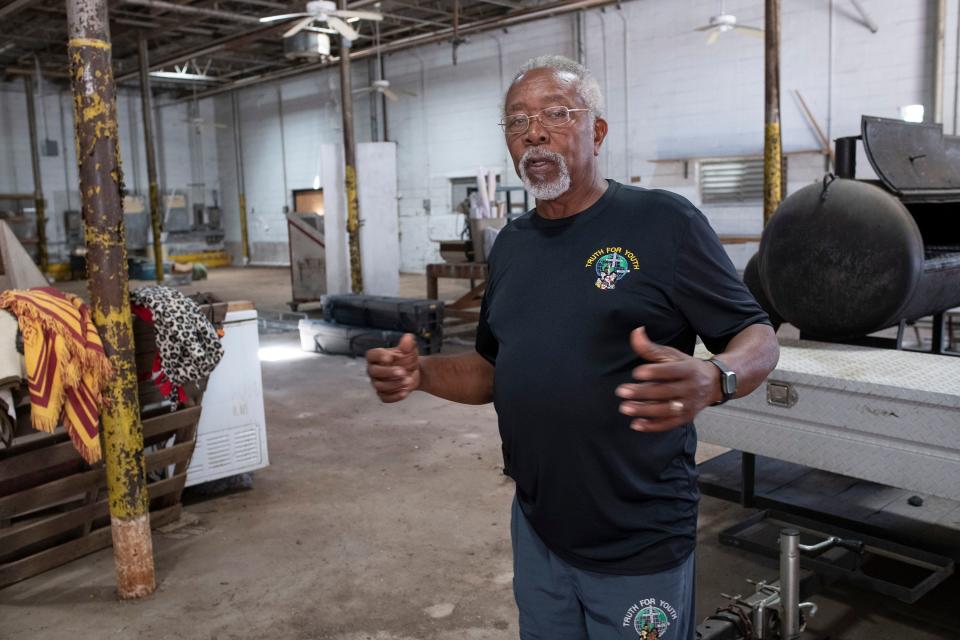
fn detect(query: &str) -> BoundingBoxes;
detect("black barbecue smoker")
[744,115,960,350]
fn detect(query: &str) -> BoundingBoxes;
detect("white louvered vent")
[699,158,765,204]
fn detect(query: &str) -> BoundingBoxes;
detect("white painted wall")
[1,0,952,274]
[0,78,220,263]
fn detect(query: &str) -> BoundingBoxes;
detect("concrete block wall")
[212,63,373,265]
[0,77,220,264]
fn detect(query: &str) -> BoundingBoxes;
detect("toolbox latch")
[767,381,797,408]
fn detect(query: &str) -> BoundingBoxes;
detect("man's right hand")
[366,333,421,403]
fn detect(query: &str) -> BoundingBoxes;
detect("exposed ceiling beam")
[0,0,41,20]
[163,0,619,103]
[475,0,524,9]
[380,11,450,28]
[223,0,287,9]
[115,23,284,81]
[120,0,262,24]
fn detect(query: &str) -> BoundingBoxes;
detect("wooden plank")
[0,472,186,556]
[0,430,70,461]
[150,503,183,529]
[142,406,202,439]
[0,441,86,497]
[0,524,112,589]
[145,442,195,473]
[226,300,254,311]
[718,234,761,245]
[147,474,187,501]
[0,468,104,519]
[0,500,107,554]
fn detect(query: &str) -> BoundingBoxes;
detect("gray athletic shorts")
[511,497,696,640]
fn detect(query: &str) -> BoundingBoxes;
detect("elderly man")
[367,55,779,640]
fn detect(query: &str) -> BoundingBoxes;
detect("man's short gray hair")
[506,55,604,119]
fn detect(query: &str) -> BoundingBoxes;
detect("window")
[699,157,788,205]
[699,158,766,205]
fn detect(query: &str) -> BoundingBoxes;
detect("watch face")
[722,371,737,396]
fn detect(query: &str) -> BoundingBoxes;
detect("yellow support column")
[67,0,156,599]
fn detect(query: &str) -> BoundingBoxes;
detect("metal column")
[763,0,783,225]
[67,0,156,599]
[137,35,164,283]
[339,0,364,294]
[23,74,48,272]
[231,92,250,263]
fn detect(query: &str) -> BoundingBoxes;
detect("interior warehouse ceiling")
[0,0,618,97]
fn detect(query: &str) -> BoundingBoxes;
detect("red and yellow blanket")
[0,287,113,464]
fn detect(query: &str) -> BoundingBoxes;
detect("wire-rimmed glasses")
[499,106,590,135]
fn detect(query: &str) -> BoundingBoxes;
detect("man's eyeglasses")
[499,106,590,135]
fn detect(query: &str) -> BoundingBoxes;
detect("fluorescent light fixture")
[150,70,215,82]
[900,104,924,123]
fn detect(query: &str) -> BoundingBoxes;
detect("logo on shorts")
[585,246,639,290]
[622,598,678,639]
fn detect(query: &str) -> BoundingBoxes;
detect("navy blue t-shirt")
[476,180,769,575]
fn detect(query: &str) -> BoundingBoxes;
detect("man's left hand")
[615,327,720,432]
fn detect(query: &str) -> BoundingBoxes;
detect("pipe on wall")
[615,6,630,183]
[934,0,946,123]
[276,86,290,211]
[596,9,609,179]
[412,49,431,214]
[488,32,510,186]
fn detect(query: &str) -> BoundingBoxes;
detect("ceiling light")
[150,70,215,82]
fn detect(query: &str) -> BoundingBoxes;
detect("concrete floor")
[1,267,957,639]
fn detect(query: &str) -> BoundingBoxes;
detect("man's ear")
[593,117,608,156]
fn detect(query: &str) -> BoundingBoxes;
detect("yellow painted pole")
[339,0,364,293]
[232,92,251,263]
[763,0,783,226]
[67,0,156,599]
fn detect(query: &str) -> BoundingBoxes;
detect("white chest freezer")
[186,306,270,486]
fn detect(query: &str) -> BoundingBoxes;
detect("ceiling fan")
[259,0,383,41]
[352,13,415,102]
[694,1,764,45]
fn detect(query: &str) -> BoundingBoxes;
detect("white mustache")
[520,148,565,167]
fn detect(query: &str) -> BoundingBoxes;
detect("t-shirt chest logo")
[585,246,640,290]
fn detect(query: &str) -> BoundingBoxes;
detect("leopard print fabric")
[130,286,224,389]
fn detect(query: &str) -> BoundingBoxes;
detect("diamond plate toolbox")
[694,339,960,500]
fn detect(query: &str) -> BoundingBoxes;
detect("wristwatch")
[706,357,737,405]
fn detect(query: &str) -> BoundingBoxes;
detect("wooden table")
[426,262,489,328]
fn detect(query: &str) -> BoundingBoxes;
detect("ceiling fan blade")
[399,88,418,97]
[706,29,720,45]
[382,88,399,102]
[693,24,714,32]
[352,86,375,94]
[332,9,383,21]
[735,25,765,38]
[213,123,228,129]
[260,13,310,23]
[284,16,315,38]
[326,15,360,41]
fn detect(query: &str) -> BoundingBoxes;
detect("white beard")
[519,148,571,201]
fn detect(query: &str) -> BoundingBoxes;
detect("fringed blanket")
[0,287,112,464]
